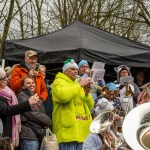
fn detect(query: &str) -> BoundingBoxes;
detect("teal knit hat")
[106,82,117,91]
[62,58,78,72]
[78,60,89,68]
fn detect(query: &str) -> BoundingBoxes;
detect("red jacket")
[10,64,48,101]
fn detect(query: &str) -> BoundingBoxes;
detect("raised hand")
[79,77,91,87]
[28,93,39,105]
[28,68,38,76]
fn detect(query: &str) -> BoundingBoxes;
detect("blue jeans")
[59,142,83,150]
[20,140,40,150]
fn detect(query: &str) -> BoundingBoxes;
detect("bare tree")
[0,0,149,56]
[0,0,15,58]
[50,0,150,45]
[135,0,150,26]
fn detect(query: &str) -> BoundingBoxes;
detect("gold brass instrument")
[77,75,108,95]
[122,102,150,150]
[124,83,133,97]
[90,83,108,96]
[90,111,122,150]
[121,83,133,116]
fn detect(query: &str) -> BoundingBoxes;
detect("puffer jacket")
[17,89,52,141]
[10,62,48,101]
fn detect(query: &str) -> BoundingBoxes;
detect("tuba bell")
[122,102,150,150]
[90,111,122,150]
[90,111,115,133]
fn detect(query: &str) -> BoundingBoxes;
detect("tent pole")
[1,59,5,69]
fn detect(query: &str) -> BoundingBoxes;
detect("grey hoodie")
[114,65,131,81]
[114,65,140,106]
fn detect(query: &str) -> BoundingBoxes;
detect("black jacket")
[0,96,31,138]
[17,88,52,141]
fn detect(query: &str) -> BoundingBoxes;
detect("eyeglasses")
[80,65,89,69]
[0,76,7,81]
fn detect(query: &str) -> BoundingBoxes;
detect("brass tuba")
[90,111,122,150]
[122,102,150,150]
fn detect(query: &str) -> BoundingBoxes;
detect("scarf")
[25,63,35,71]
[0,86,21,147]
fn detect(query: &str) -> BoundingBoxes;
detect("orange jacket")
[10,64,48,101]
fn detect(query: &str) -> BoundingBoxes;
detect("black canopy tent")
[3,20,150,68]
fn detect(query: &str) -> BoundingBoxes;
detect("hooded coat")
[52,72,94,143]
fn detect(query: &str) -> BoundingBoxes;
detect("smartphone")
[35,63,40,71]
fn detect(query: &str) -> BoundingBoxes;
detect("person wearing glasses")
[78,60,106,101]
[0,68,39,150]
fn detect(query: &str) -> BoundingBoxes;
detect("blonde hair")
[4,66,12,77]
[39,65,46,70]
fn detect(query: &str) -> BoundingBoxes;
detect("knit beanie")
[106,82,117,91]
[62,58,78,73]
[78,60,89,68]
[0,68,6,80]
[94,97,114,116]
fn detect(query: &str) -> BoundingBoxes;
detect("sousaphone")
[90,111,114,133]
[90,111,122,150]
[122,102,150,150]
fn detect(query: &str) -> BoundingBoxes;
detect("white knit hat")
[62,58,78,73]
[94,97,114,116]
[0,68,6,80]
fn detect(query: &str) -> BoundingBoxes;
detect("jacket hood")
[114,65,132,81]
[55,72,78,83]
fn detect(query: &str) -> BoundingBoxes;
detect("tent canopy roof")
[3,20,150,67]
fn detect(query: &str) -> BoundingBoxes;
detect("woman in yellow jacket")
[52,59,94,150]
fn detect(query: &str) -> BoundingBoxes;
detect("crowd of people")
[0,50,149,150]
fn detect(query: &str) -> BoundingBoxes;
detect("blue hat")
[106,82,117,91]
[78,60,89,68]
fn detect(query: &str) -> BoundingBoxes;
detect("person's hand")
[114,114,121,121]
[79,77,91,87]
[84,83,91,95]
[28,93,39,105]
[85,68,93,77]
[100,144,108,150]
[10,143,14,150]
[50,83,53,88]
[28,68,38,76]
